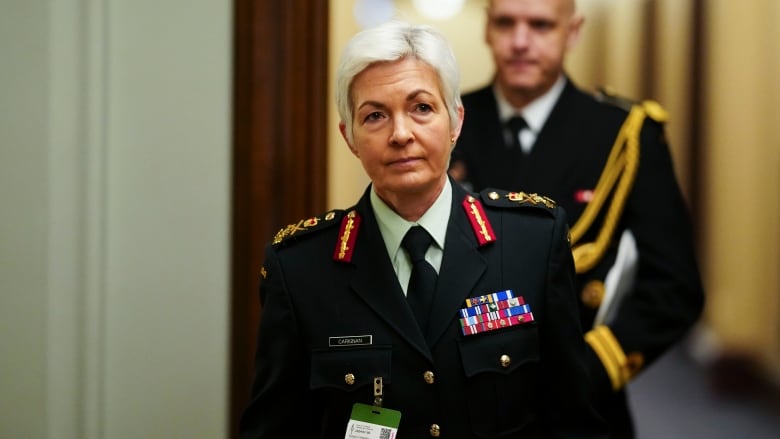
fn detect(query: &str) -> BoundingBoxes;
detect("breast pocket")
[310,346,392,396]
[457,326,540,437]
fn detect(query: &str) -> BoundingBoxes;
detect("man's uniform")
[452,79,705,438]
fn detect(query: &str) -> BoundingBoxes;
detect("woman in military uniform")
[239,20,607,439]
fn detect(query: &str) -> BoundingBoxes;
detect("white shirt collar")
[494,75,566,134]
[371,179,452,262]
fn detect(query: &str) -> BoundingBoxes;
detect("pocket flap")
[458,328,539,377]
[310,346,392,392]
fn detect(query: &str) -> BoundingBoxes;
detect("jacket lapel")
[426,183,487,347]
[524,79,590,188]
[347,190,433,360]
[472,86,507,151]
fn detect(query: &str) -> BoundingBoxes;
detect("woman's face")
[340,57,463,203]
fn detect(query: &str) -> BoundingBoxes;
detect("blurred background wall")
[1,0,230,438]
[2,0,778,438]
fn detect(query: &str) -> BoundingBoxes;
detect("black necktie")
[401,226,437,332]
[505,115,528,152]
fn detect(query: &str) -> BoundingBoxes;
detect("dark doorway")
[230,1,329,437]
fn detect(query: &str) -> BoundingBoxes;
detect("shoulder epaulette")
[595,86,668,123]
[272,209,344,247]
[461,195,496,246]
[332,209,362,263]
[479,189,556,213]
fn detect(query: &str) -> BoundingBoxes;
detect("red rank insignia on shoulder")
[333,210,361,263]
[462,195,496,246]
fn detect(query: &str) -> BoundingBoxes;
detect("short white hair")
[335,21,462,144]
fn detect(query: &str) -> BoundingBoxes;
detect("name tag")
[329,335,372,347]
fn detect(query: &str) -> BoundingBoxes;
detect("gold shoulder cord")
[570,105,647,273]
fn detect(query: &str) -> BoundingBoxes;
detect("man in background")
[450,1,705,437]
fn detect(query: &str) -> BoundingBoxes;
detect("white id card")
[344,403,401,439]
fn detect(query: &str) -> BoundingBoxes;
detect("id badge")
[344,403,401,439]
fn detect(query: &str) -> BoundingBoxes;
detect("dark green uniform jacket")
[240,180,607,439]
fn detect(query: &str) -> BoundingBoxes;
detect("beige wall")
[1,1,231,438]
[328,0,780,377]
[700,0,780,373]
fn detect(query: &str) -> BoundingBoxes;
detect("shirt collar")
[371,179,452,259]
[494,75,566,134]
